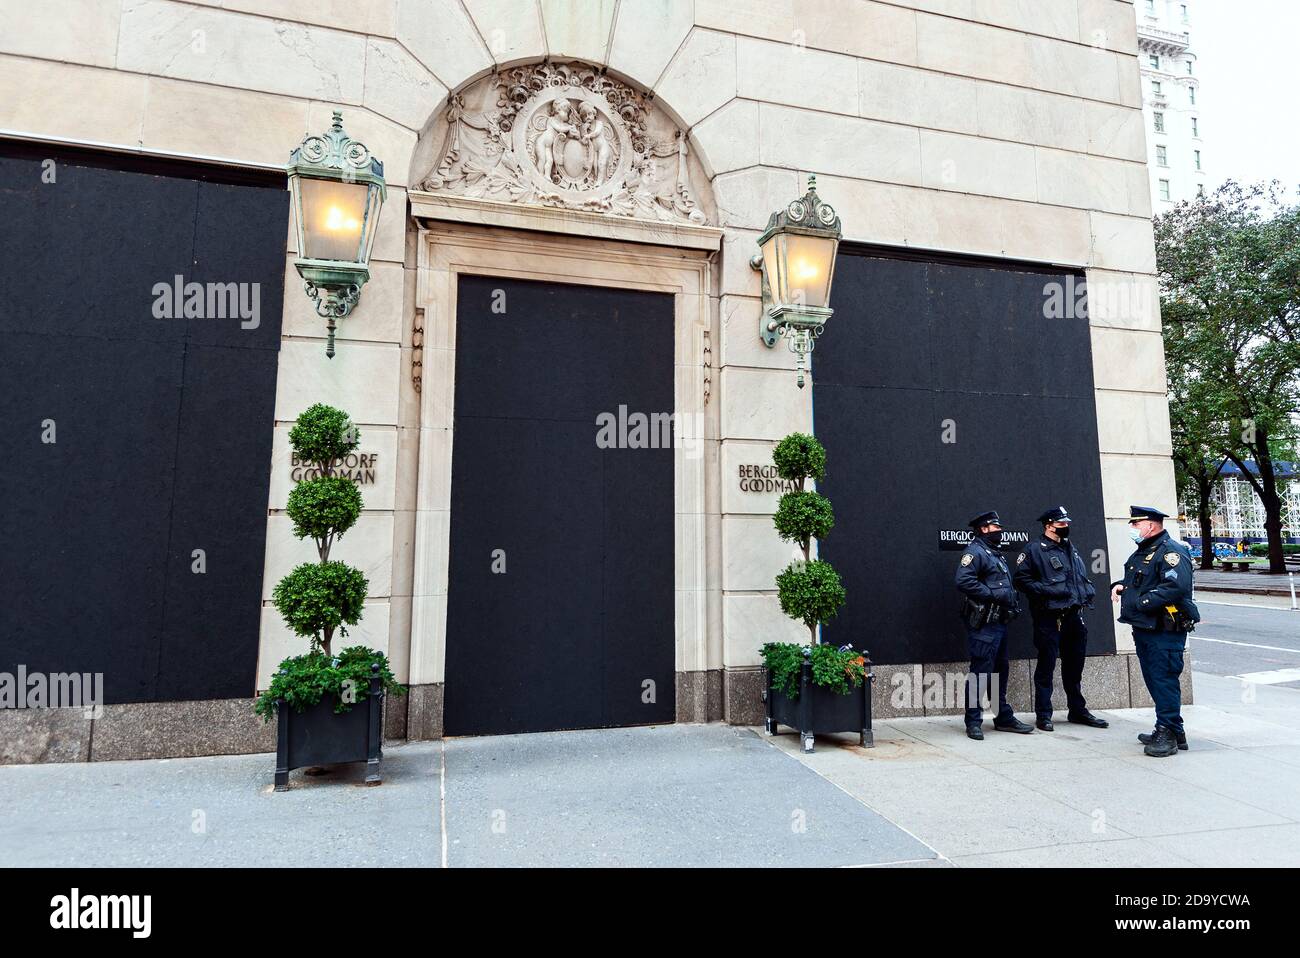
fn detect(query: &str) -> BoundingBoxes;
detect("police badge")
[1165,553,1180,566]
[961,554,973,566]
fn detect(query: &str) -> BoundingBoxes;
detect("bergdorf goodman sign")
[736,465,801,494]
[291,452,379,485]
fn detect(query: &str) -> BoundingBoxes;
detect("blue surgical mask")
[1129,528,1144,543]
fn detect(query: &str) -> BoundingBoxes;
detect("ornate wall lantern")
[287,111,386,358]
[750,176,842,388]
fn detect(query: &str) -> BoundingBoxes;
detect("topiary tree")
[277,403,366,656]
[256,404,402,720]
[771,432,845,646]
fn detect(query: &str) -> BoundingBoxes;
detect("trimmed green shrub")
[256,403,404,720]
[255,646,402,719]
[764,433,853,693]
[1248,543,1300,557]
[776,559,846,633]
[286,475,363,545]
[773,490,834,545]
[289,403,360,471]
[271,561,368,650]
[773,432,826,483]
[760,642,867,700]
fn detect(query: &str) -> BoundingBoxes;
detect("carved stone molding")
[416,61,713,227]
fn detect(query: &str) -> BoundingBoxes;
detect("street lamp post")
[750,176,842,388]
[287,111,386,358]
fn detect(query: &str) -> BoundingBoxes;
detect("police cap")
[1128,505,1168,522]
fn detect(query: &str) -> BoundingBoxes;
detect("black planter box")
[764,649,874,753]
[274,663,384,791]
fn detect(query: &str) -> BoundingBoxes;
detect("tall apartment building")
[1138,0,1206,207]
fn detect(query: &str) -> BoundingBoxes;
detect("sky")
[1195,0,1300,192]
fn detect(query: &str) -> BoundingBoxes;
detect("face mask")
[1129,527,1144,543]
[981,530,1003,547]
[1054,525,1070,540]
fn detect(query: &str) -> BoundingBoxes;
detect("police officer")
[1013,506,1109,732]
[955,511,1033,740]
[1111,505,1200,757]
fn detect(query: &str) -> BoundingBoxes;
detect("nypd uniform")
[1115,505,1199,751]
[955,511,1031,737]
[1012,506,1105,730]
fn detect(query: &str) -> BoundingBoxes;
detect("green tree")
[1156,181,1300,572]
[771,433,845,644]
[275,404,367,655]
[1166,351,1228,570]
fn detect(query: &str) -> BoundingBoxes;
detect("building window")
[1195,150,1202,170]
[1197,184,1206,197]
[1189,87,1196,105]
[1149,54,1160,69]
[1187,60,1194,75]
[1192,117,1199,137]
[1160,180,1171,201]
[1182,3,1189,19]
[1157,145,1168,167]
[1154,112,1165,133]
[1146,0,1155,12]
[1152,80,1162,96]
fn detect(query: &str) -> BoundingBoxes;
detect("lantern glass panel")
[359,183,384,264]
[765,232,837,310]
[298,178,370,263]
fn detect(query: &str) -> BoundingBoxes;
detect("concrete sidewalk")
[764,672,1300,867]
[2,674,1297,868]
[0,724,937,868]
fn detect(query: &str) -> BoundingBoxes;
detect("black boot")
[1143,726,1180,758]
[1036,716,1054,731]
[993,716,1034,734]
[966,722,984,741]
[1138,727,1188,750]
[1068,710,1109,728]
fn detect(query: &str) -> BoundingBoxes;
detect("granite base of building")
[0,656,1189,763]
[721,652,1191,726]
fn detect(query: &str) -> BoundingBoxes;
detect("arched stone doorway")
[401,61,723,738]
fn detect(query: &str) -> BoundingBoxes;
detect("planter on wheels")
[764,648,874,753]
[274,663,384,791]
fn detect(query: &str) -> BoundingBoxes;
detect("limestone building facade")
[1,0,1183,761]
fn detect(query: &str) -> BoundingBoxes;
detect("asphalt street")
[1193,595,1300,689]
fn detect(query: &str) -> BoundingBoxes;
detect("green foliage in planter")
[289,402,360,469]
[287,475,363,543]
[776,559,846,632]
[272,561,368,652]
[774,491,834,545]
[773,432,826,483]
[254,646,405,721]
[760,642,868,699]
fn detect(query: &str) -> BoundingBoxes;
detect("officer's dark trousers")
[966,622,1013,725]
[1032,608,1087,718]
[1133,627,1186,732]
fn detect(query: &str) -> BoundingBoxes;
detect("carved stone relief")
[416,62,712,226]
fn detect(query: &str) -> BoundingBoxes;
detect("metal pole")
[1290,572,1297,611]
